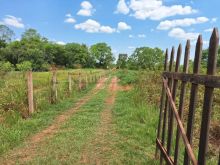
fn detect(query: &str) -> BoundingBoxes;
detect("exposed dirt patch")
[117,85,132,91]
[80,77,119,164]
[0,77,108,165]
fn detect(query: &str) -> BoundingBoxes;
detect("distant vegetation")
[0,25,115,71]
[1,25,220,73]
[0,25,168,72]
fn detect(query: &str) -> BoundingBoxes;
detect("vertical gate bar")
[160,47,174,165]
[198,28,219,165]
[155,49,169,158]
[174,40,190,165]
[183,35,203,165]
[167,45,182,158]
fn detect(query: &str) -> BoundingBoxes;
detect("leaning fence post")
[27,71,34,115]
[68,73,72,94]
[155,49,168,158]
[198,28,219,165]
[51,71,57,104]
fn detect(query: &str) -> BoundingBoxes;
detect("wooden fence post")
[78,73,82,91]
[27,71,34,115]
[51,71,57,104]
[183,36,202,165]
[198,28,219,165]
[167,44,182,157]
[155,49,168,158]
[160,47,174,165]
[174,40,190,165]
[85,74,88,88]
[68,73,72,93]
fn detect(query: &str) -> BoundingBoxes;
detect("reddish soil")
[80,77,119,164]
[0,77,108,165]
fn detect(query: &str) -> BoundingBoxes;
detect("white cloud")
[1,15,24,28]
[115,0,130,15]
[211,17,217,23]
[75,19,115,33]
[138,34,146,38]
[77,1,94,16]
[120,0,197,20]
[204,28,213,32]
[65,13,72,17]
[129,34,134,38]
[81,1,92,9]
[65,18,76,23]
[56,41,66,45]
[157,17,209,30]
[100,26,116,33]
[64,14,76,24]
[168,28,199,40]
[117,22,131,31]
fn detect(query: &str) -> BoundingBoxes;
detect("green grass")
[0,69,105,117]
[115,70,138,85]
[111,89,159,164]
[0,83,95,157]
[22,75,160,164]
[25,82,109,164]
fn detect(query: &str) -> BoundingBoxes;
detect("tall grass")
[115,69,219,164]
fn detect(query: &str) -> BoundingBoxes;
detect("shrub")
[16,61,32,71]
[0,62,14,72]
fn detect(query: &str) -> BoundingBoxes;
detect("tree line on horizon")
[0,25,166,72]
[1,25,218,72]
[0,25,116,71]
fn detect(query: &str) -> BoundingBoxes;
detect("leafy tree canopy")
[90,43,114,69]
[128,47,164,70]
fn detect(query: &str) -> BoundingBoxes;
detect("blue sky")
[0,0,219,59]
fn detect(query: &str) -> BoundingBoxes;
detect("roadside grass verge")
[0,84,95,157]
[26,83,109,164]
[112,89,159,164]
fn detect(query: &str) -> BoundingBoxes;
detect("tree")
[117,54,128,69]
[128,47,164,70]
[0,25,14,48]
[90,43,114,68]
[64,43,90,68]
[1,41,24,66]
[21,28,41,41]
[44,43,66,65]
[19,29,48,71]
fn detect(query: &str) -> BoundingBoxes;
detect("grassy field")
[0,69,219,164]
[116,69,219,164]
[0,69,105,156]
[0,69,105,116]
